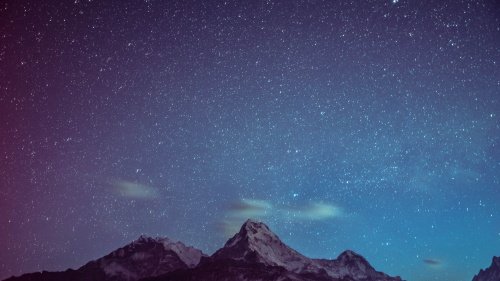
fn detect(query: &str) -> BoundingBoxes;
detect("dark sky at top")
[1,1,499,280]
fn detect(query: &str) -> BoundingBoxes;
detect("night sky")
[1,1,499,281]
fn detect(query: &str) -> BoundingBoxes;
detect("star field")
[1,1,499,281]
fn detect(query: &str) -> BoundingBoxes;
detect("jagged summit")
[472,256,500,281]
[223,219,278,247]
[134,235,171,245]
[336,249,371,266]
[127,235,207,268]
[339,250,358,258]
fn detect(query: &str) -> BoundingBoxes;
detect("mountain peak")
[339,250,357,258]
[135,235,171,245]
[472,256,500,281]
[210,219,329,278]
[493,256,500,267]
[337,250,368,263]
[101,235,206,279]
[223,219,275,248]
[242,218,270,230]
[218,219,282,254]
[135,235,156,244]
[315,249,402,281]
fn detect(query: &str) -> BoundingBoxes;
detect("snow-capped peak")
[212,219,324,275]
[134,235,171,245]
[224,219,277,247]
[337,250,369,264]
[315,250,402,281]
[94,235,206,281]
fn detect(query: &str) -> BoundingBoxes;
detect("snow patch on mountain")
[101,261,138,281]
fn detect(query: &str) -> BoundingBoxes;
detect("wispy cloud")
[220,199,272,237]
[110,180,159,199]
[423,259,441,266]
[228,199,273,218]
[284,202,343,220]
[220,198,343,237]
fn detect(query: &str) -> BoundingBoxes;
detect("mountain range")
[3,219,404,281]
[5,219,498,281]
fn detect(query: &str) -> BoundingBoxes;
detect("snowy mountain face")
[210,219,325,275]
[95,235,206,280]
[314,250,403,281]
[472,256,500,281]
[3,236,206,281]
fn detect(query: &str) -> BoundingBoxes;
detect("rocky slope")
[472,256,500,281]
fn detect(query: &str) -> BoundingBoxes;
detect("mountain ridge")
[471,256,500,281]
[4,219,404,281]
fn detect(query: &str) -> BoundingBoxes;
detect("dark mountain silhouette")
[472,256,500,281]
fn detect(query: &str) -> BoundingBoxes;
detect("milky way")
[1,1,499,281]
